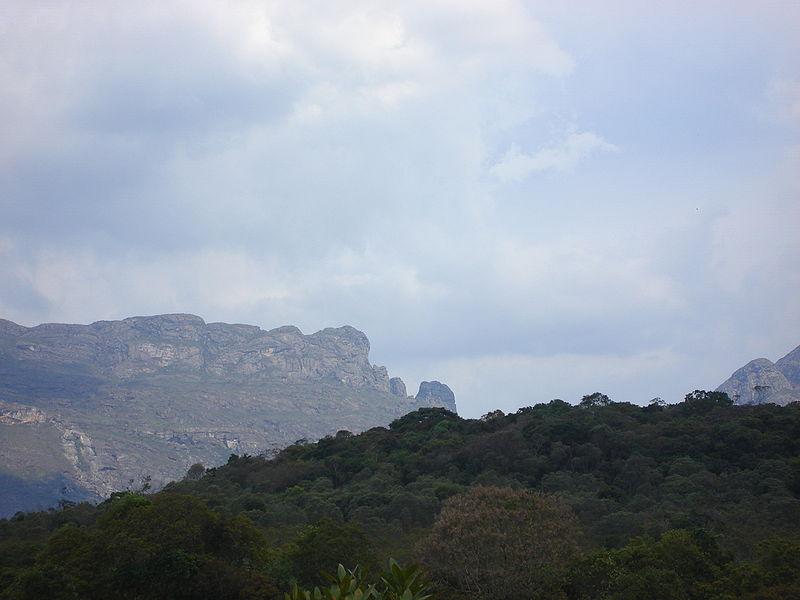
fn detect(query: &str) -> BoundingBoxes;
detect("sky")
[1,1,798,418]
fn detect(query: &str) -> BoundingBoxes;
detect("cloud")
[765,79,800,127]
[0,0,798,417]
[0,0,572,249]
[490,130,619,182]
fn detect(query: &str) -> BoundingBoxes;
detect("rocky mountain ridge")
[716,344,800,406]
[0,314,456,516]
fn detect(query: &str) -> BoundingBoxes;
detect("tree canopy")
[2,392,800,598]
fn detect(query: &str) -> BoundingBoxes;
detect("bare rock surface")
[775,345,800,387]
[415,381,457,413]
[0,314,456,516]
[717,345,800,406]
[389,377,407,398]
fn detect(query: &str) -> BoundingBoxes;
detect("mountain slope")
[0,314,455,516]
[717,344,800,406]
[775,345,800,385]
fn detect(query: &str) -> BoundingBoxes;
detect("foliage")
[173,393,800,555]
[418,486,580,599]
[380,559,432,600]
[2,493,277,599]
[2,391,800,598]
[184,463,206,481]
[286,561,431,600]
[567,530,800,600]
[288,519,377,588]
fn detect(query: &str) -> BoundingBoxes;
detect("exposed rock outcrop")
[389,377,407,398]
[0,314,457,516]
[775,345,800,387]
[5,314,393,388]
[717,345,800,406]
[415,381,457,413]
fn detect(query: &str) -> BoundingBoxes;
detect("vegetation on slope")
[2,391,800,598]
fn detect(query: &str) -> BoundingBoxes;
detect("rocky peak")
[415,380,457,413]
[717,348,800,406]
[309,326,371,360]
[269,325,303,337]
[389,377,407,398]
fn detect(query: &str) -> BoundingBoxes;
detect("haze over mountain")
[0,313,455,517]
[717,344,800,406]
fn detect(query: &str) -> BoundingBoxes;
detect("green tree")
[681,390,732,414]
[568,529,728,600]
[8,493,277,600]
[184,463,206,481]
[286,561,432,600]
[418,486,582,599]
[580,393,612,408]
[288,519,377,588]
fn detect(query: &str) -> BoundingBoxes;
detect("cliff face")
[1,315,388,387]
[0,314,456,516]
[716,345,800,406]
[415,381,456,411]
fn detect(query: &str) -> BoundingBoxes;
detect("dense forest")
[2,391,800,599]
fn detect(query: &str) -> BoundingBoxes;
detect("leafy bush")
[286,561,432,600]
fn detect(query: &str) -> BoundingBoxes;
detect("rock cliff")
[0,314,456,516]
[415,381,457,413]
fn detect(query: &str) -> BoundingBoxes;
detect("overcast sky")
[1,1,798,417]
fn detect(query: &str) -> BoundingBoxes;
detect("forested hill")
[2,392,800,599]
[175,391,800,552]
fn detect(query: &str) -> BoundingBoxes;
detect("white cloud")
[1,0,798,417]
[765,79,800,127]
[492,236,684,315]
[490,130,619,182]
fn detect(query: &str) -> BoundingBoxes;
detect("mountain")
[0,314,456,516]
[716,344,800,406]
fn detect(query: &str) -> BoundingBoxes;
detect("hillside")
[0,314,455,516]
[171,392,800,554]
[2,393,799,599]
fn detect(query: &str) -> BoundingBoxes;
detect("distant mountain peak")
[717,345,800,406]
[415,381,456,413]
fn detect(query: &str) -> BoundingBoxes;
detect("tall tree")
[418,486,582,599]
